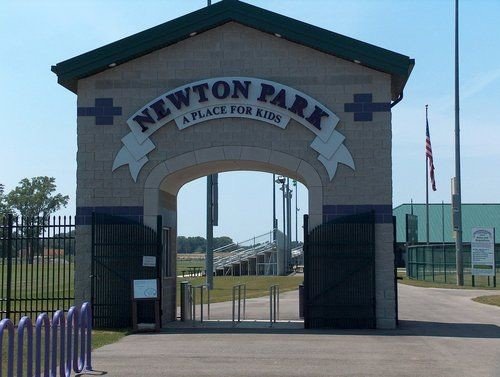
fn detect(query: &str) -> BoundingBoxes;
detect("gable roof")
[52,0,414,99]
[393,203,500,243]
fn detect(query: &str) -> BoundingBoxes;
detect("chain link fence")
[407,244,499,287]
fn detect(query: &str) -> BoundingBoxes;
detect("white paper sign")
[133,279,158,299]
[471,227,495,276]
[142,256,156,267]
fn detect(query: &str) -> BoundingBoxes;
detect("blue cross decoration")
[344,93,390,122]
[77,98,122,125]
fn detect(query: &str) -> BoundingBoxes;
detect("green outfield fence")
[407,244,499,287]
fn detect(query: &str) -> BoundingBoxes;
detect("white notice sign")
[142,256,156,267]
[471,227,495,276]
[133,279,158,299]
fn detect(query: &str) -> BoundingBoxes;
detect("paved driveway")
[80,284,500,377]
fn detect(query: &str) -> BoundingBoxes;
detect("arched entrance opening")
[174,171,308,323]
[142,147,322,324]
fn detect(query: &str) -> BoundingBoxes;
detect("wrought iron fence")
[407,244,499,287]
[0,215,75,323]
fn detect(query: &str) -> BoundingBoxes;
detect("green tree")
[0,183,12,217]
[176,235,234,253]
[213,236,234,250]
[177,236,189,253]
[6,177,69,218]
[6,177,69,262]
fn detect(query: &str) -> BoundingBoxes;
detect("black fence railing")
[0,214,75,323]
[407,243,499,287]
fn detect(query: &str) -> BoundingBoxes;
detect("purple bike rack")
[0,302,93,377]
[80,302,93,372]
[0,318,15,376]
[51,309,67,377]
[35,313,50,377]
[17,316,33,377]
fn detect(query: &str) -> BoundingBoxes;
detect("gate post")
[298,284,304,319]
[180,281,192,321]
[6,214,13,320]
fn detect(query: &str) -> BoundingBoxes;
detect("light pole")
[272,174,277,241]
[206,174,216,290]
[276,176,287,273]
[292,179,299,243]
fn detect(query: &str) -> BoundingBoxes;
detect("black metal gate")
[303,211,375,329]
[0,215,75,324]
[91,213,161,328]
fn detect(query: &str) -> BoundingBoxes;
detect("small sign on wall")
[133,279,158,299]
[142,256,156,267]
[471,227,495,276]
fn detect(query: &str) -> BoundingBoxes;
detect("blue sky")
[1,0,499,242]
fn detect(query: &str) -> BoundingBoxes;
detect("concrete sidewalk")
[79,284,500,377]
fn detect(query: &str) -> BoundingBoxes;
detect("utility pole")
[276,176,287,274]
[206,174,218,289]
[286,178,292,272]
[273,174,277,241]
[293,179,298,243]
[454,0,464,286]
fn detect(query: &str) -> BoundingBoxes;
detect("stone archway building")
[53,0,413,329]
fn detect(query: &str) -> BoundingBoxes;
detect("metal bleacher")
[213,230,278,276]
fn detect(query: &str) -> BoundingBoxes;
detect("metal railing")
[213,230,278,276]
[191,284,210,323]
[0,302,92,376]
[269,284,280,325]
[232,284,246,325]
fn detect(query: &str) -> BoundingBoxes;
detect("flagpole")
[454,0,464,286]
[425,105,430,245]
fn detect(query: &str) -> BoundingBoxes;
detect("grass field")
[176,275,304,305]
[0,261,75,323]
[472,295,500,307]
[398,269,500,312]
[397,269,499,290]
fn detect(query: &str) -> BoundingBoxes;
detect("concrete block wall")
[75,22,396,328]
[375,224,396,329]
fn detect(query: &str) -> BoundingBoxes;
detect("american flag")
[426,118,436,191]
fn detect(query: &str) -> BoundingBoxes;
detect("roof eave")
[52,0,414,98]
